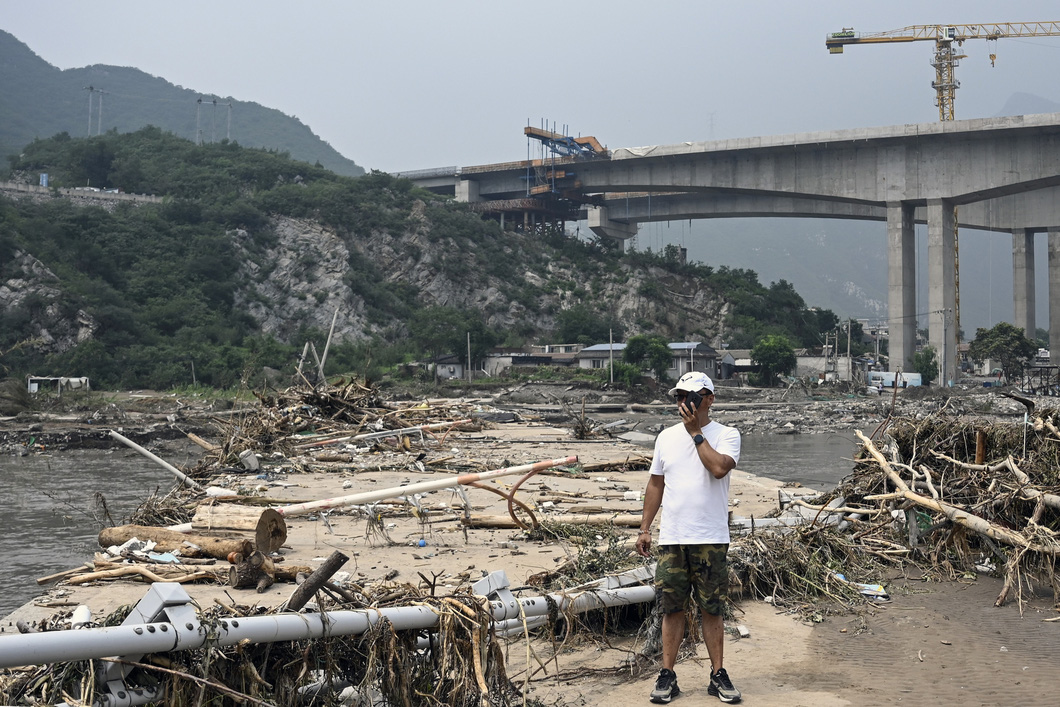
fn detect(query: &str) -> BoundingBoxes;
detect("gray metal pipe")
[0,582,652,669]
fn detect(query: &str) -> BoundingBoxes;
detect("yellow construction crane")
[826,23,1060,121]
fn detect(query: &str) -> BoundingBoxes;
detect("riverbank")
[1,381,1056,705]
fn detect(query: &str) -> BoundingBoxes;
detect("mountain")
[0,30,364,177]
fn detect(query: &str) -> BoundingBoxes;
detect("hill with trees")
[0,30,363,178]
[1,130,858,390]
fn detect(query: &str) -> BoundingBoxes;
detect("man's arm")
[636,474,665,557]
[693,439,736,480]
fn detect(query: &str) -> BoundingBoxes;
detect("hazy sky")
[5,1,1060,173]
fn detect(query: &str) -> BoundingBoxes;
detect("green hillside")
[0,131,851,390]
[0,30,364,177]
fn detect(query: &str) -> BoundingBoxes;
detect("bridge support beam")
[927,199,957,386]
[1013,229,1036,340]
[1050,230,1060,366]
[587,206,638,245]
[887,202,916,375]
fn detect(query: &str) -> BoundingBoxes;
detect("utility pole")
[467,332,472,383]
[847,319,852,382]
[609,329,614,383]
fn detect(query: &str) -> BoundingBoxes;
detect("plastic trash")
[70,605,92,629]
[833,573,890,601]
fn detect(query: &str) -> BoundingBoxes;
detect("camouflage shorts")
[655,544,729,616]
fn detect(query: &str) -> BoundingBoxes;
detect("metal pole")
[273,455,577,518]
[0,574,647,669]
[109,430,202,491]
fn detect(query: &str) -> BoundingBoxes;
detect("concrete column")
[1050,229,1060,365]
[1012,228,1035,337]
[927,199,956,385]
[887,202,916,374]
[586,205,638,242]
[455,179,480,203]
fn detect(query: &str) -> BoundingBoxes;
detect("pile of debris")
[729,398,1060,613]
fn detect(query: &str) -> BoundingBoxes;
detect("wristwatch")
[692,434,705,446]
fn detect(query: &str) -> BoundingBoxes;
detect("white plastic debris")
[239,449,260,471]
[205,486,238,497]
[70,605,92,629]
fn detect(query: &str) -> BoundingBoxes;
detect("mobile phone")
[683,389,703,412]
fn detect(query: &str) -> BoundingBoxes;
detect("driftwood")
[856,431,1060,556]
[36,564,93,586]
[99,525,253,560]
[66,565,215,586]
[191,505,288,553]
[462,513,643,529]
[228,550,276,592]
[286,550,349,611]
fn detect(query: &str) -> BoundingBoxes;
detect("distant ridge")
[0,30,364,176]
[995,92,1060,117]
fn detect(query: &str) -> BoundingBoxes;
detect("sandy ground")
[4,415,1059,705]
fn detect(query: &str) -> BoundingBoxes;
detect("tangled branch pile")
[730,402,1060,612]
[191,378,484,473]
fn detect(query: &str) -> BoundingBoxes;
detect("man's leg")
[701,611,724,671]
[661,609,686,670]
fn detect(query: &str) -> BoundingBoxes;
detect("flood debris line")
[727,407,1060,614]
[0,566,655,706]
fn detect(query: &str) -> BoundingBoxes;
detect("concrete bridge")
[402,114,1060,381]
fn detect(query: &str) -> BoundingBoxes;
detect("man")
[636,371,742,704]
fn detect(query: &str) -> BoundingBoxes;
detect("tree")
[912,345,938,385]
[967,322,1037,383]
[750,334,796,387]
[623,334,672,381]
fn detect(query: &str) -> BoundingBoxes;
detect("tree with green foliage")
[750,334,797,387]
[912,345,938,385]
[622,334,672,382]
[967,322,1037,383]
[407,306,500,370]
[555,304,623,346]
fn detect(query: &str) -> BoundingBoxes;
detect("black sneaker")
[649,668,680,703]
[707,667,741,703]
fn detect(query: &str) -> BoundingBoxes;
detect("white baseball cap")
[668,371,715,397]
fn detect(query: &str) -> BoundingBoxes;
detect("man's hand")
[635,531,652,558]
[680,400,701,436]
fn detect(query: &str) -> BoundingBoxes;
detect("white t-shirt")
[649,419,741,545]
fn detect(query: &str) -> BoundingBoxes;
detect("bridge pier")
[587,205,638,245]
[927,199,957,386]
[1051,230,1060,366]
[1013,228,1036,339]
[455,179,480,202]
[887,203,916,375]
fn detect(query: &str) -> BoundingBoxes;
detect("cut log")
[99,525,252,561]
[191,505,287,553]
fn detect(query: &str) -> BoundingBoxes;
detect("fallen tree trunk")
[463,513,643,529]
[99,525,252,560]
